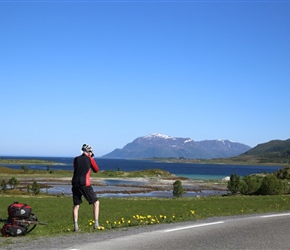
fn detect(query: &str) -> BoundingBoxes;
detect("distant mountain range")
[102,133,251,159]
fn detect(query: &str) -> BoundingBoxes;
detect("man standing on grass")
[72,144,100,231]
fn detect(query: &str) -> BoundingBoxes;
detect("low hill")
[227,139,290,165]
[244,139,290,156]
[162,138,290,166]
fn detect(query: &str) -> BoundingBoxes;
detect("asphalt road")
[68,213,290,250]
[2,212,290,250]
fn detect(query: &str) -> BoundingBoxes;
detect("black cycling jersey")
[72,153,99,187]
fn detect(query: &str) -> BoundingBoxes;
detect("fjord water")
[3,156,282,180]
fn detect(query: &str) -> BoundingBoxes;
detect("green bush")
[274,167,290,180]
[1,180,7,191]
[173,180,184,198]
[257,175,286,195]
[227,174,240,194]
[8,177,19,189]
[31,181,41,195]
[240,175,262,195]
[21,165,29,173]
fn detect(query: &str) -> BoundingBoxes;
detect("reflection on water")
[100,190,228,198]
[41,185,227,198]
[40,178,228,198]
[102,179,147,186]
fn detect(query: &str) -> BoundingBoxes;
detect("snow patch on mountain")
[218,139,236,144]
[144,133,173,140]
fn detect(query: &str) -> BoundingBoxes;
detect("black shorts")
[72,186,98,205]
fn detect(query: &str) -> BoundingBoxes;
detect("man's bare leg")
[73,205,80,231]
[94,200,100,229]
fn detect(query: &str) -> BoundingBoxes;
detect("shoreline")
[17,176,229,197]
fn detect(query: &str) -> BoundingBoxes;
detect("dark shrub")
[257,175,286,195]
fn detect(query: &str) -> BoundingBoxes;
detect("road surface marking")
[260,213,290,218]
[164,221,224,233]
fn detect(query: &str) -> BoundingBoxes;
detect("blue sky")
[1,0,289,157]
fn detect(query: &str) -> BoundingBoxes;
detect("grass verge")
[0,194,290,241]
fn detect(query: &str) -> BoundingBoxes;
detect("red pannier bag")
[1,223,27,237]
[7,202,32,219]
[1,202,39,237]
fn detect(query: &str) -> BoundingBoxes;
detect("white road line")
[164,221,224,233]
[260,213,290,218]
